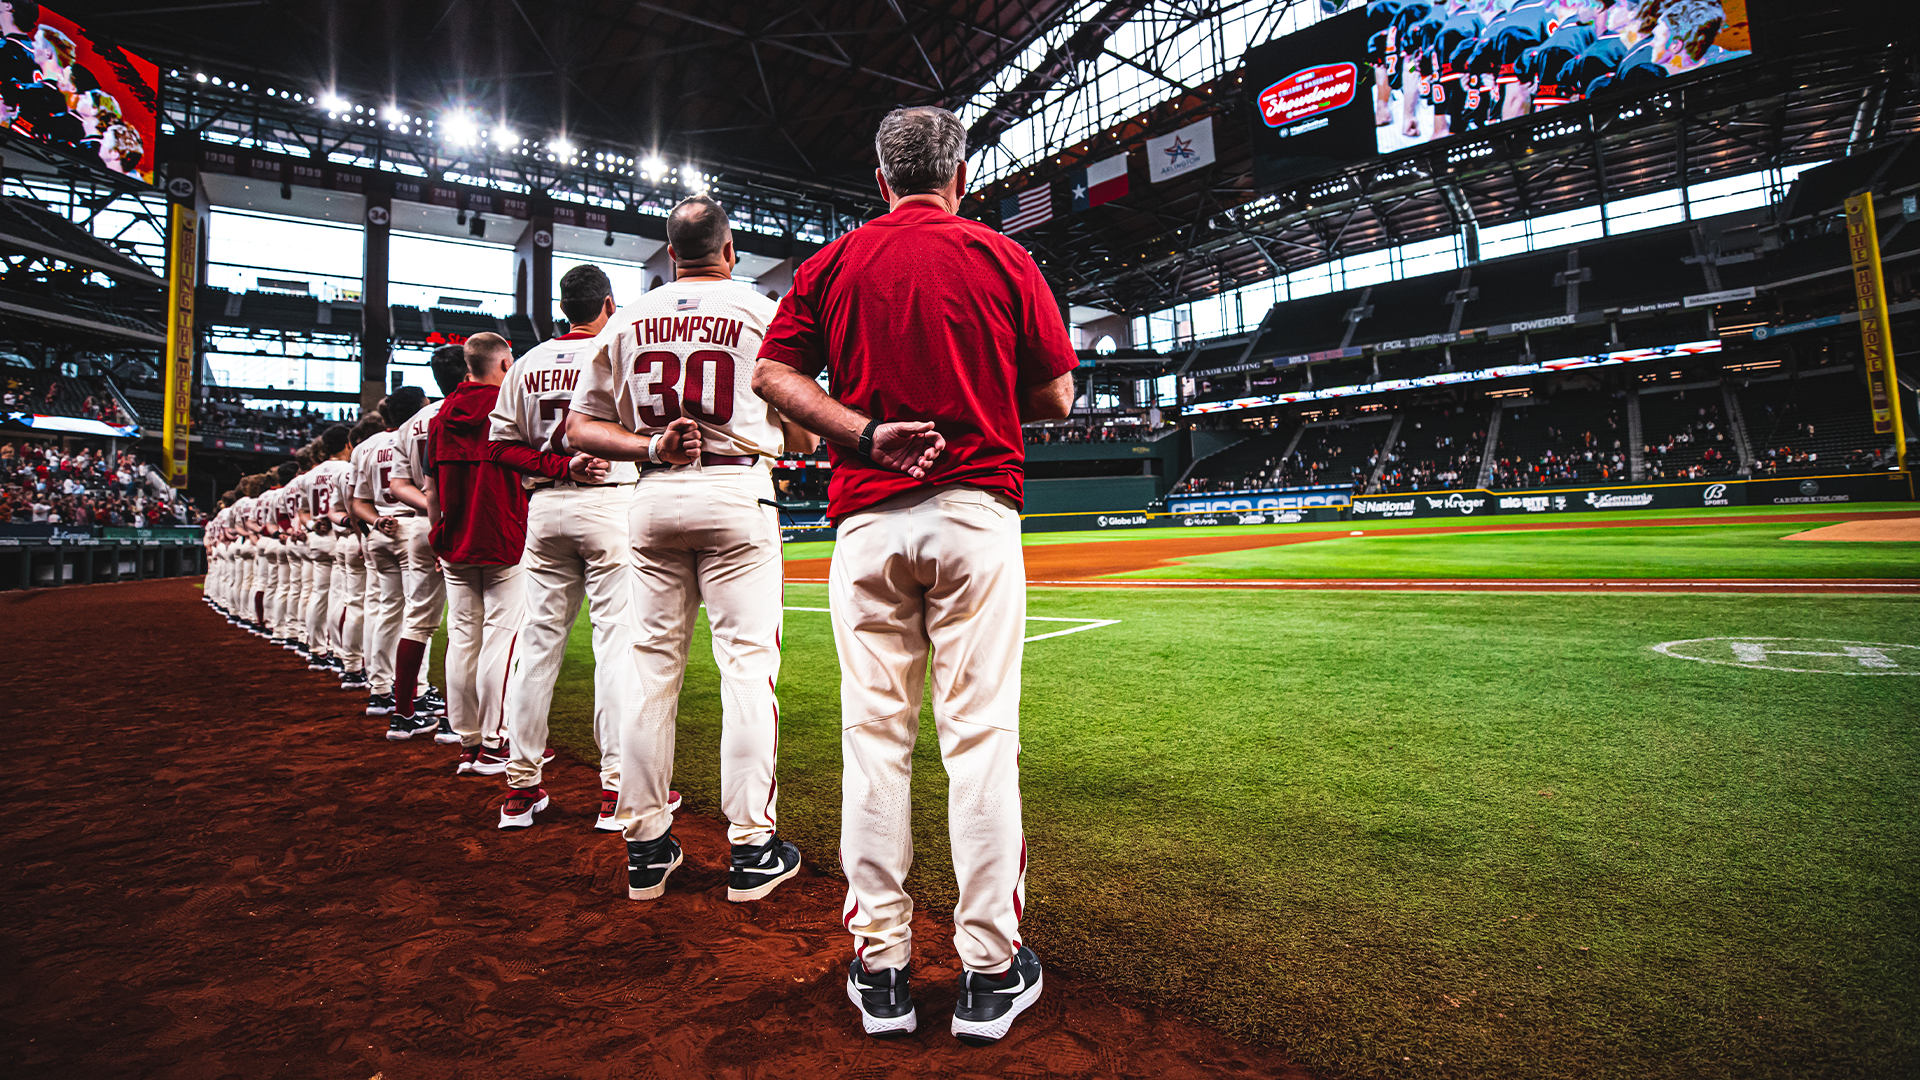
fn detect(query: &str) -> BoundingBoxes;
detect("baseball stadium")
[2,2,1915,1078]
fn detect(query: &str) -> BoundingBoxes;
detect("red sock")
[395,637,427,715]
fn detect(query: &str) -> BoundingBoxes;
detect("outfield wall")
[1347,472,1913,520]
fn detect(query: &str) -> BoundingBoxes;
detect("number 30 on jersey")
[631,350,736,427]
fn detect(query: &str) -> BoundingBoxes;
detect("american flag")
[1000,184,1053,234]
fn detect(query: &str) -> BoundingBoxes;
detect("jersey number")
[536,398,572,453]
[634,350,736,428]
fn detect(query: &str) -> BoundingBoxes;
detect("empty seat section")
[1459,252,1562,328]
[1737,372,1891,475]
[1638,387,1738,480]
[1579,230,1699,311]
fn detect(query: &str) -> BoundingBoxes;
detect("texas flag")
[1069,154,1129,212]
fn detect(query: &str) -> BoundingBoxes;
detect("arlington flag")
[1147,117,1216,183]
[1070,154,1129,211]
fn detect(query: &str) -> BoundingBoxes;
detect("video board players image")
[1355,0,1753,153]
[0,2,160,184]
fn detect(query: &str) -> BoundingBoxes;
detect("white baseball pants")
[333,538,367,671]
[305,534,336,653]
[504,483,633,791]
[831,486,1030,975]
[362,529,407,694]
[442,560,524,749]
[616,464,783,848]
[398,517,445,645]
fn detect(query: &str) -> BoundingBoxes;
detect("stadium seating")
[1487,389,1631,489]
[1373,403,1491,493]
[1175,415,1395,493]
[1638,387,1739,480]
[1736,369,1892,475]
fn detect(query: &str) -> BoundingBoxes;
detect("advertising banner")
[1350,474,1906,518]
[1167,485,1351,514]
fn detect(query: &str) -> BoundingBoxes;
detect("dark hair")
[430,344,467,395]
[319,423,350,456]
[384,385,428,425]
[667,195,730,263]
[2,1,41,32]
[559,263,614,325]
[294,445,315,468]
[274,461,298,483]
[464,332,512,376]
[349,414,386,445]
[874,106,965,195]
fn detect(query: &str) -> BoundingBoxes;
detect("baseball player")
[752,106,1077,1044]
[282,447,317,659]
[429,333,589,775]
[382,348,469,740]
[300,425,354,672]
[567,195,814,899]
[486,265,643,828]
[335,413,390,692]
[351,389,428,717]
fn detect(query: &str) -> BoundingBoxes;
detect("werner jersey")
[493,333,638,484]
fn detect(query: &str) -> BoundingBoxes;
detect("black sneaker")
[432,716,461,745]
[727,835,801,902]
[384,712,437,741]
[323,655,345,673]
[626,832,683,900]
[365,693,395,716]
[847,958,918,1037]
[417,686,447,716]
[340,670,369,691]
[952,945,1044,1046]
[306,652,332,671]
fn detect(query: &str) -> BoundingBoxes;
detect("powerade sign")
[1167,485,1350,514]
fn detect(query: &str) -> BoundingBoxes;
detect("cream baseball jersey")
[493,334,639,483]
[308,459,353,518]
[352,429,406,514]
[387,399,444,488]
[571,279,785,459]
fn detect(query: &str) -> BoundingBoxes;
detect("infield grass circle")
[1651,636,1920,674]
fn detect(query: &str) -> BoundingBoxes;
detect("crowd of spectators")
[0,439,199,529]
[1643,399,1737,481]
[2,372,134,427]
[191,398,336,445]
[1023,422,1159,445]
[1487,399,1630,489]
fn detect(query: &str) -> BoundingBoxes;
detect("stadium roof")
[86,0,1085,194]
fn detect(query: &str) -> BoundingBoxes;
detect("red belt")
[642,455,756,472]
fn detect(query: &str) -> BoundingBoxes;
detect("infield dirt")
[0,578,1313,1080]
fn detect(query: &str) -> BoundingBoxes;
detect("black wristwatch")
[858,418,880,460]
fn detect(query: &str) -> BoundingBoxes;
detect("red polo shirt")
[757,200,1078,522]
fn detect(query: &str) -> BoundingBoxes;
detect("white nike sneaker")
[726,835,801,902]
[951,945,1044,1046]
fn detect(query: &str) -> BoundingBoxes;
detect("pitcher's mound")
[1785,517,1920,542]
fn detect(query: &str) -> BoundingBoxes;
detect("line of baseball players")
[199,109,1073,1046]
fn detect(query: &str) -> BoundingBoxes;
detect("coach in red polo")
[752,104,1076,1046]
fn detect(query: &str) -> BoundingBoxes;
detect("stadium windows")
[1528,206,1606,248]
[207,209,364,300]
[1606,189,1686,235]
[1397,235,1462,278]
[1288,262,1334,299]
[389,231,515,316]
[1190,295,1225,340]
[1688,170,1773,218]
[1340,248,1393,289]
[1477,219,1532,260]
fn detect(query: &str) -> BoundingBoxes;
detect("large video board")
[1250,0,1753,187]
[1,4,160,185]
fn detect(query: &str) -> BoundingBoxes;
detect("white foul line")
[782,606,1119,644]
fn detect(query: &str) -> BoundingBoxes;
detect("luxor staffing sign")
[161,203,198,489]
[1844,192,1906,466]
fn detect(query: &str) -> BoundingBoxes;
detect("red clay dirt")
[0,578,1315,1080]
[787,510,1920,586]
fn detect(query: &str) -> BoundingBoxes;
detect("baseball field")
[539,501,1920,1079]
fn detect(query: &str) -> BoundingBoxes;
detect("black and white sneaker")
[626,832,683,900]
[727,835,801,902]
[365,693,395,717]
[847,959,919,1037]
[432,716,461,745]
[384,712,438,741]
[307,653,332,671]
[951,945,1044,1046]
[417,686,447,717]
[340,670,369,691]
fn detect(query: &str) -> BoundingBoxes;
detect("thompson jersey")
[352,429,407,515]
[388,399,445,489]
[493,333,639,485]
[571,279,785,461]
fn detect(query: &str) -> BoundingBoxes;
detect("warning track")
[783,509,1920,592]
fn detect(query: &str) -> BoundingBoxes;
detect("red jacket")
[427,381,528,565]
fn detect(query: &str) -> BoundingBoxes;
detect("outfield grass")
[537,581,1920,1080]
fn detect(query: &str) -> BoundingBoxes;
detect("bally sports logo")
[1259,63,1360,128]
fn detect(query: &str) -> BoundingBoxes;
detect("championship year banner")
[161,203,198,489]
[1844,192,1905,454]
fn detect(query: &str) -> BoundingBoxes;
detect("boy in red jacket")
[426,331,607,772]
